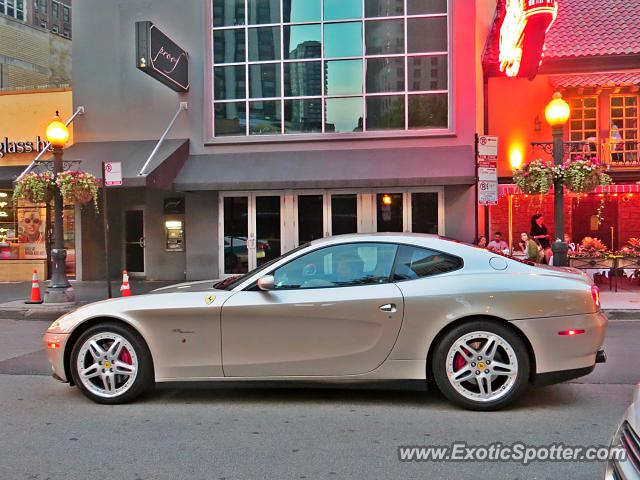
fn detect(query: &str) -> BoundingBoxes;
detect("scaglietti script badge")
[136,21,189,92]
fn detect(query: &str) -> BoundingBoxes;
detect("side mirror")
[257,275,275,291]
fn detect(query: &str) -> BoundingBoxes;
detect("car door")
[221,242,404,377]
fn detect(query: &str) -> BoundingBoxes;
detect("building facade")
[0,0,71,90]
[483,0,640,251]
[61,0,493,281]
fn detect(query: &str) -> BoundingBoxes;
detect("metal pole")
[44,146,73,302]
[102,162,112,298]
[551,126,568,267]
[508,194,513,255]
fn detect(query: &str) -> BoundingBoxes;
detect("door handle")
[379,303,397,313]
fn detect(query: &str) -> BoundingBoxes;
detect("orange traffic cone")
[120,270,131,297]
[25,269,43,304]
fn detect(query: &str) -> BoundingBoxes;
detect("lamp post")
[544,92,571,267]
[44,112,74,303]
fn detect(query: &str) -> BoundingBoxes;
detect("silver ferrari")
[44,233,608,410]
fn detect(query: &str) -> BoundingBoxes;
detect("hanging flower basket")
[13,172,56,205]
[512,159,555,194]
[56,171,101,210]
[562,157,612,193]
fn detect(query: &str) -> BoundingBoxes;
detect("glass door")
[219,193,283,277]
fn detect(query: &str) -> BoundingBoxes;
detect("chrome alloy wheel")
[445,331,518,403]
[75,332,138,399]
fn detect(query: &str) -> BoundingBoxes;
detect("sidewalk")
[0,280,177,320]
[0,280,637,321]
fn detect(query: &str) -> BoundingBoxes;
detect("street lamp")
[44,111,74,303]
[544,92,571,266]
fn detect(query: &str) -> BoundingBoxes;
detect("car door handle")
[379,303,397,313]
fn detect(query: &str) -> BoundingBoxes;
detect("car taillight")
[591,285,601,310]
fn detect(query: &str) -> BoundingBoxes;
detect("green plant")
[56,171,100,210]
[13,172,55,205]
[513,159,555,194]
[563,157,612,193]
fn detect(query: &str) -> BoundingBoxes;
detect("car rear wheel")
[70,322,153,404]
[432,320,530,411]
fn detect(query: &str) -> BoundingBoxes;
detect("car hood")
[150,280,220,294]
[626,383,640,434]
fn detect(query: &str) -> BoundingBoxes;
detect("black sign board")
[163,197,185,215]
[136,21,189,92]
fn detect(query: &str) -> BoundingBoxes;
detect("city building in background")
[0,0,71,90]
[483,0,640,251]
[63,0,491,281]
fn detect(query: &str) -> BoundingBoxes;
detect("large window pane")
[408,93,448,129]
[248,26,281,61]
[377,193,403,232]
[248,0,280,24]
[213,28,245,64]
[283,0,321,23]
[214,102,247,136]
[326,98,363,132]
[365,0,404,17]
[407,17,447,53]
[285,99,322,133]
[297,195,324,244]
[284,24,321,59]
[249,100,281,135]
[285,62,322,96]
[407,0,447,15]
[249,63,281,98]
[324,0,362,21]
[366,57,404,93]
[326,60,362,96]
[366,95,404,130]
[214,66,246,100]
[212,0,245,27]
[331,195,358,234]
[324,22,363,58]
[408,55,447,91]
[365,19,404,55]
[411,192,438,233]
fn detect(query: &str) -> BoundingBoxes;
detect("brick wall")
[490,194,573,248]
[618,195,640,244]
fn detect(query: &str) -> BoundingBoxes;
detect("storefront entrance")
[124,209,145,276]
[218,188,444,278]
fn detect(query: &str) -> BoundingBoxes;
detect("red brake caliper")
[119,348,132,365]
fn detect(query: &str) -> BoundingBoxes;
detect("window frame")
[205,0,455,143]
[568,95,598,160]
[390,243,463,282]
[610,94,639,165]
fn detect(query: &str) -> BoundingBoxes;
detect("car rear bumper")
[511,310,608,374]
[42,332,70,383]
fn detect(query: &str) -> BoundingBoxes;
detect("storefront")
[68,0,489,281]
[0,87,75,280]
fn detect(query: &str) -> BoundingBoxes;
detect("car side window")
[272,243,398,289]
[393,245,462,281]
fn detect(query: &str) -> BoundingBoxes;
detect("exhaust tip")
[595,350,607,364]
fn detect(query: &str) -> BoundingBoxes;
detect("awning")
[0,166,28,189]
[174,145,475,191]
[550,71,640,89]
[498,183,640,196]
[46,139,190,188]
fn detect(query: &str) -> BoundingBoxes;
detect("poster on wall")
[17,207,46,258]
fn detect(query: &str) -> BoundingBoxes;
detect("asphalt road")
[0,318,638,480]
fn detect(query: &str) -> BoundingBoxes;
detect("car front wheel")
[70,322,153,404]
[432,320,530,411]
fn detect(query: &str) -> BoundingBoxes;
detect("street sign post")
[102,162,122,298]
[477,136,499,206]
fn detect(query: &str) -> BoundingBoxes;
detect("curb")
[603,310,640,320]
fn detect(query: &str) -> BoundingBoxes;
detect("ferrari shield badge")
[204,294,216,305]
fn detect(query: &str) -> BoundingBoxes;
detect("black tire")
[70,322,154,404]
[431,320,530,411]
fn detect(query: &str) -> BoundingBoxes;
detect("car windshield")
[213,243,309,290]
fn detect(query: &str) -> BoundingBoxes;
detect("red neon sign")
[499,0,558,79]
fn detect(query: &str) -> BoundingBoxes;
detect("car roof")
[309,232,441,246]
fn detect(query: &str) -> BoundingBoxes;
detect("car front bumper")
[43,331,71,383]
